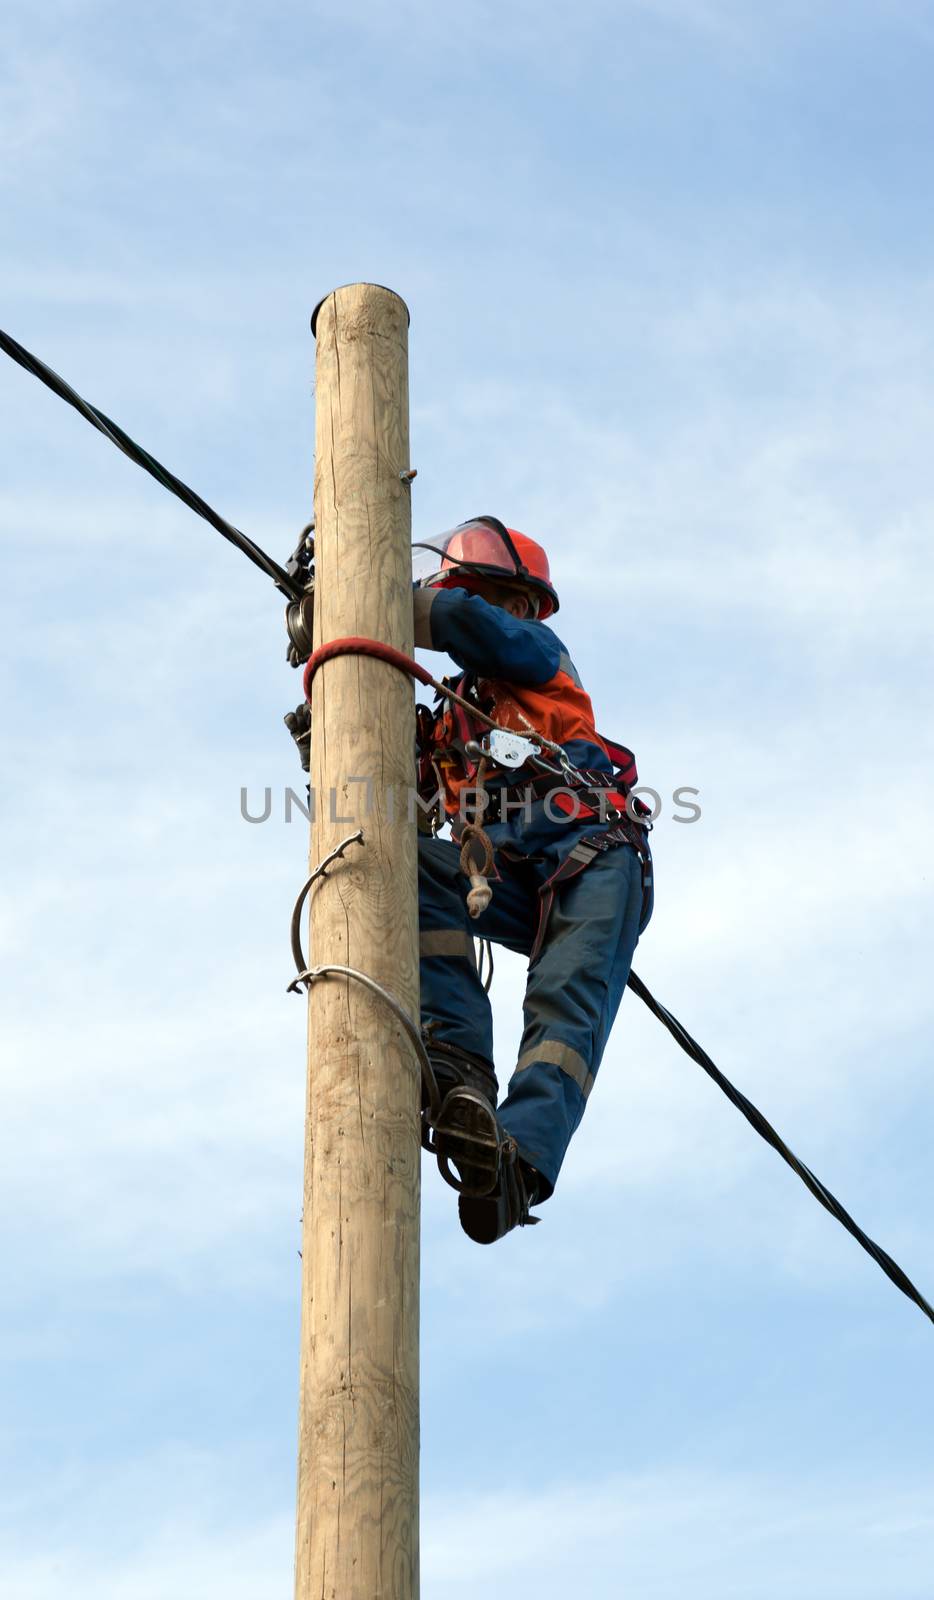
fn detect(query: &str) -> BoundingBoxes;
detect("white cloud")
[423,1468,934,1599]
[0,48,81,174]
[4,1451,934,1600]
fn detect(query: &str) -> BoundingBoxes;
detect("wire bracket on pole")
[288,829,365,977]
[292,963,441,1121]
[286,830,440,1118]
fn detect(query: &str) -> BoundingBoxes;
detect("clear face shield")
[411,516,525,590]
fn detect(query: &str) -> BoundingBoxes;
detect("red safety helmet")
[412,515,559,618]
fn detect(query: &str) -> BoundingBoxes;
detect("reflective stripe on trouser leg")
[496,843,651,1197]
[417,834,535,1066]
[419,928,478,963]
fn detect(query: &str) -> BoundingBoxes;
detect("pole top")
[311,283,411,337]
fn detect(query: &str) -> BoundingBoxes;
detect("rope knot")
[459,823,495,920]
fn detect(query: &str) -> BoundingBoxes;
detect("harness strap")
[529,820,652,965]
[478,772,631,825]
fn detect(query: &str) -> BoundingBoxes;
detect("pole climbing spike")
[420,1037,502,1196]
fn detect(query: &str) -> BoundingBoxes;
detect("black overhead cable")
[0,326,303,601]
[627,970,934,1327]
[2,322,931,1327]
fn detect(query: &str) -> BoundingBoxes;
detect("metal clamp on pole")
[287,829,365,977]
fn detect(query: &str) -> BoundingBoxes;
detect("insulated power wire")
[0,326,303,600]
[627,970,934,1327]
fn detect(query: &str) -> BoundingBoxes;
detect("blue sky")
[2,1,934,1595]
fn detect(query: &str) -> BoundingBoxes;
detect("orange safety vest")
[421,656,635,820]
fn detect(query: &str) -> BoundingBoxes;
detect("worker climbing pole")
[3,305,934,1600]
[293,284,420,1600]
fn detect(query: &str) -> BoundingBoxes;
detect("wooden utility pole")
[295,284,420,1599]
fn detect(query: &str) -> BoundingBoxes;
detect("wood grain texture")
[295,283,420,1600]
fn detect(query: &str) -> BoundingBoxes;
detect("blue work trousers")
[418,831,652,1198]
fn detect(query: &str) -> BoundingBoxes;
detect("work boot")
[423,1038,499,1107]
[422,1039,501,1197]
[458,1144,542,1245]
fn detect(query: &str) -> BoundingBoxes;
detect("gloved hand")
[285,593,315,668]
[284,702,311,772]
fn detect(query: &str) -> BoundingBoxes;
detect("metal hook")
[289,830,365,976]
[291,962,441,1120]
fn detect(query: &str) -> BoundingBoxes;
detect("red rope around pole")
[303,637,434,701]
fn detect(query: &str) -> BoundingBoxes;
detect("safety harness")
[416,670,654,961]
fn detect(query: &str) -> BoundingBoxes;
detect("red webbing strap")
[303,636,434,701]
[598,733,638,789]
[528,841,601,965]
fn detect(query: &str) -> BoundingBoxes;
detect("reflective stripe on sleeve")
[557,651,583,688]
